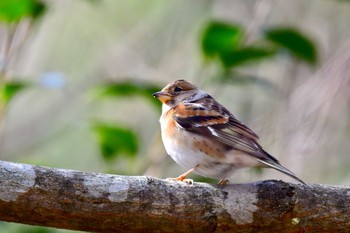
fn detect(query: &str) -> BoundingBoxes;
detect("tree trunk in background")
[0,160,349,232]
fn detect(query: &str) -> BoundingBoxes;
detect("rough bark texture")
[0,160,349,233]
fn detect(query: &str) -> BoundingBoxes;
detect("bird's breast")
[159,109,227,168]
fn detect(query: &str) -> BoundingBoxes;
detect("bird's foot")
[166,177,194,185]
[166,167,197,185]
[218,179,229,185]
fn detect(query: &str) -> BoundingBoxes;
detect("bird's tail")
[257,157,306,185]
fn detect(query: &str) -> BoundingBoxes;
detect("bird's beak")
[152,91,171,103]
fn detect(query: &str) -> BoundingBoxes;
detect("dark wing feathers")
[210,121,263,155]
[173,101,268,160]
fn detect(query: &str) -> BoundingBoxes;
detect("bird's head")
[153,79,201,107]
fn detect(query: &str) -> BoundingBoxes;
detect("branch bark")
[0,160,349,233]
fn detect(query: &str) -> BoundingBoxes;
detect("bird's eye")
[174,86,182,92]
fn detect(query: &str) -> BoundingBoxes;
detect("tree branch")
[0,160,349,232]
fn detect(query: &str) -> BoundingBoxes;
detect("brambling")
[153,80,305,185]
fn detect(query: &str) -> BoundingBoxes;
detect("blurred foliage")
[0,222,80,233]
[201,20,317,73]
[0,0,46,23]
[0,0,46,114]
[201,21,276,68]
[17,226,53,233]
[92,122,138,161]
[91,80,161,163]
[201,21,243,58]
[265,28,317,64]
[220,47,275,68]
[0,81,28,107]
[93,80,162,108]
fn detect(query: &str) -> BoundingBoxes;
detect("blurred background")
[1,0,350,232]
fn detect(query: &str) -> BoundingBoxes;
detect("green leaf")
[265,28,317,64]
[220,47,275,68]
[96,81,159,97]
[0,0,46,23]
[20,226,54,233]
[201,21,244,57]
[93,80,162,108]
[92,122,138,161]
[0,81,28,105]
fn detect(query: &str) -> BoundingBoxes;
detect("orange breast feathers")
[161,108,179,139]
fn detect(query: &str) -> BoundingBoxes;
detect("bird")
[153,79,305,185]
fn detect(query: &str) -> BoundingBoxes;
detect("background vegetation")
[1,0,350,232]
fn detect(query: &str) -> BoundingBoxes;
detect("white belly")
[162,129,204,169]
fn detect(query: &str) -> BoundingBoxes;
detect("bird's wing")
[172,97,270,160]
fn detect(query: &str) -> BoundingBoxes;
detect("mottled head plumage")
[152,79,200,106]
[162,79,198,96]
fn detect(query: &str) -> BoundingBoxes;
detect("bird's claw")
[166,177,194,185]
[218,179,229,185]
